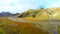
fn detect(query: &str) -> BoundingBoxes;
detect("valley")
[0,17,60,34]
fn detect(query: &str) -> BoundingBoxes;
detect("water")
[55,25,58,34]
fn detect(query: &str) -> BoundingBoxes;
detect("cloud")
[0,0,59,13]
[0,0,43,13]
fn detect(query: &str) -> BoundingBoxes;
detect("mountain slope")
[17,8,60,19]
[0,12,19,17]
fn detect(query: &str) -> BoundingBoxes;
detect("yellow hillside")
[17,8,60,19]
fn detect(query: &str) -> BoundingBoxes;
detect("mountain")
[0,12,19,17]
[17,8,60,19]
[17,8,50,18]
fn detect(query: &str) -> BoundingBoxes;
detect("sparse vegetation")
[58,26,60,34]
[0,17,49,34]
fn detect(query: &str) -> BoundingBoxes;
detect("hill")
[0,12,19,17]
[17,8,60,19]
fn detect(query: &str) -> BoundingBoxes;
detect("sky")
[0,0,60,13]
